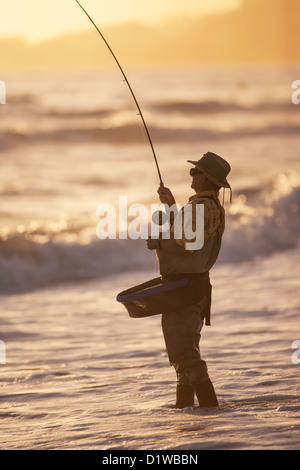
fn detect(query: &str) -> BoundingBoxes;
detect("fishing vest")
[117,191,225,325]
[156,190,225,277]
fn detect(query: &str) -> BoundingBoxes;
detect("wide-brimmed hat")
[187,152,231,189]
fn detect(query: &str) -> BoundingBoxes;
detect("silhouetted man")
[147,152,231,408]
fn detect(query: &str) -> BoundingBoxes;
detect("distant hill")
[0,0,299,69]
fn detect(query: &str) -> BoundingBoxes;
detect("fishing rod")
[75,0,164,186]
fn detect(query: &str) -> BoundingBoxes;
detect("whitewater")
[0,65,299,449]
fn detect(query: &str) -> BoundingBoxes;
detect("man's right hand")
[157,186,176,206]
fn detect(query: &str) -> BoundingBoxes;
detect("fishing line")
[75,0,164,186]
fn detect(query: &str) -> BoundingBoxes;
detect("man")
[146,152,231,409]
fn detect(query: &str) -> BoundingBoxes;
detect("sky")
[0,0,241,42]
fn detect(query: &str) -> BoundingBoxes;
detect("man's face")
[190,168,206,192]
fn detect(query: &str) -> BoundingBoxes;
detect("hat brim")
[187,160,231,189]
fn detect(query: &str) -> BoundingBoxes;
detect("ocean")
[0,65,299,449]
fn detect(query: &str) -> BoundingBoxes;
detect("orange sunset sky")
[1,0,240,41]
[0,0,299,68]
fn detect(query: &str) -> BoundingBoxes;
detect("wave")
[220,173,300,263]
[0,236,153,295]
[8,92,294,115]
[3,92,297,150]
[1,172,299,295]
[150,99,296,115]
[2,122,300,150]
[4,92,115,122]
